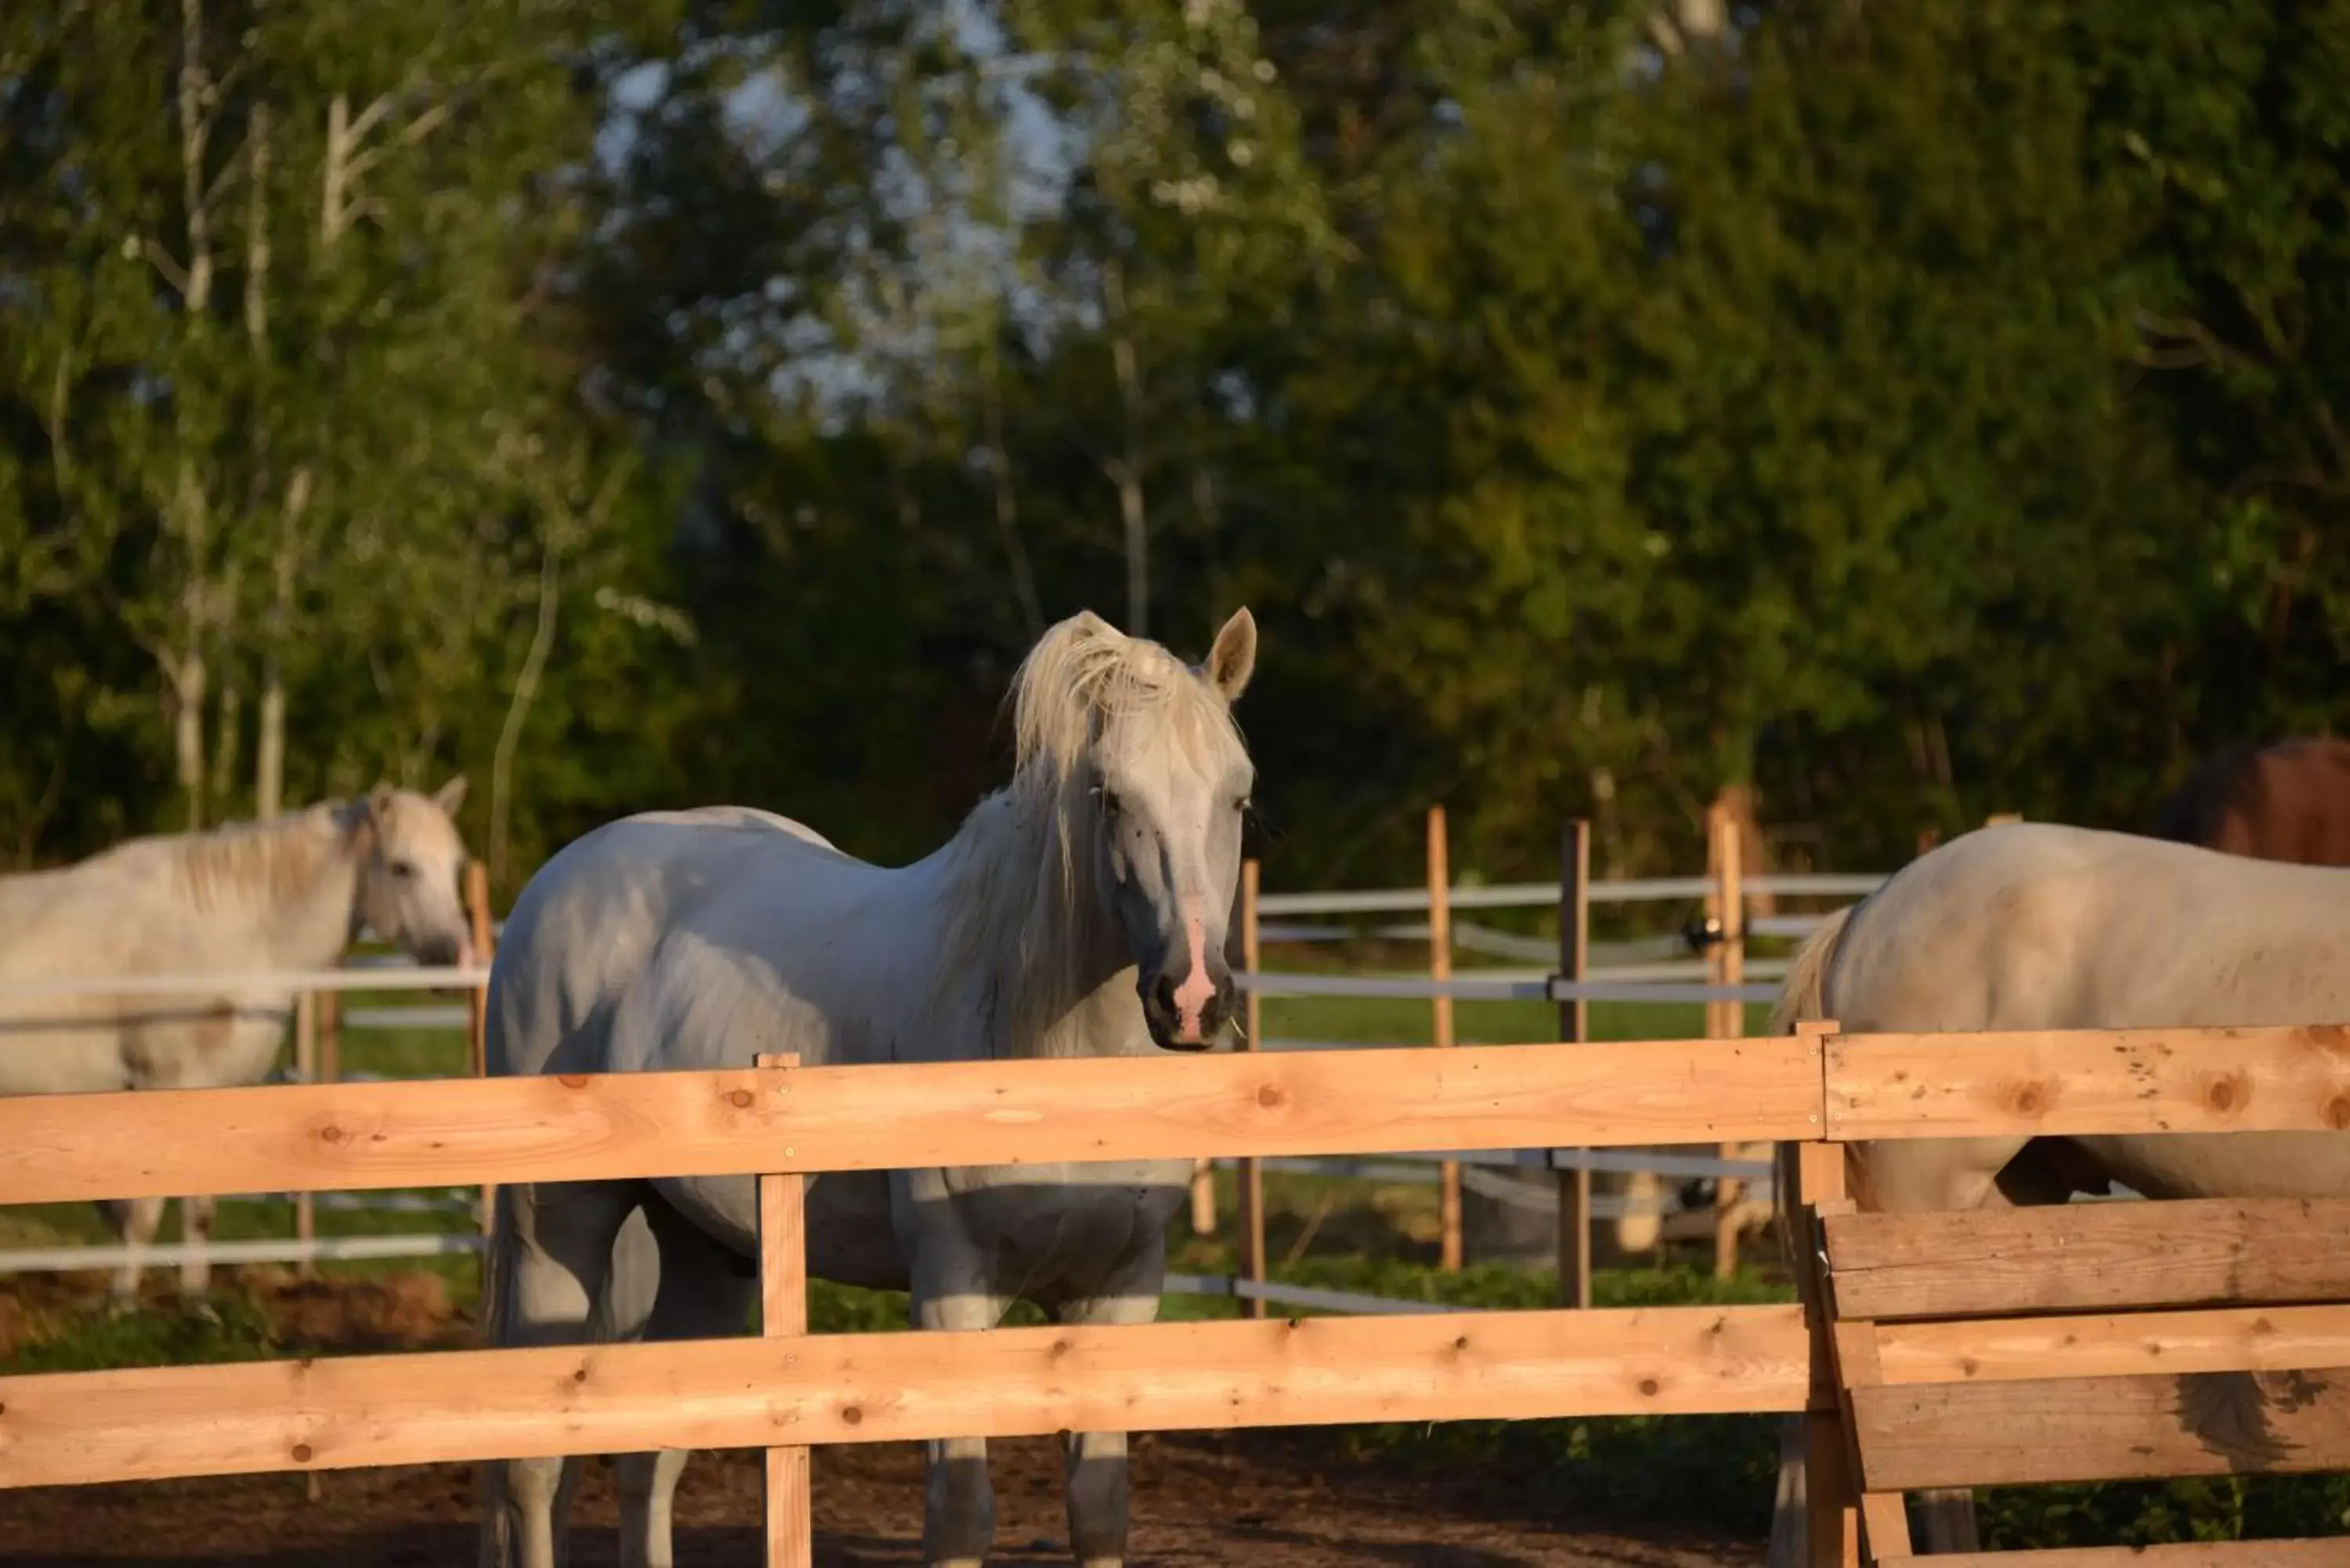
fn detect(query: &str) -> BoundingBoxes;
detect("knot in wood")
[319,1125,343,1144]
[558,1074,589,1089]
[2204,1072,2251,1114]
[1637,1377,1661,1397]
[290,1443,313,1463]
[1256,1084,1285,1109]
[573,1367,588,1384]
[1453,1335,1470,1352]
[727,1088,754,1109]
[841,1405,863,1426]
[2003,1080,2049,1118]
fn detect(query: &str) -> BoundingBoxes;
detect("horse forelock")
[935,614,1247,1055]
[1007,613,1243,793]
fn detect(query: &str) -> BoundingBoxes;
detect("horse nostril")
[1150,974,1178,1015]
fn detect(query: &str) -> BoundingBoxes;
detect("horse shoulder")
[626,922,846,1072]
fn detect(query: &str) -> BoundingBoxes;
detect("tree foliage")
[6,0,2350,898]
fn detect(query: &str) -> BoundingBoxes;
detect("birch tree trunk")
[1104,258,1149,637]
[981,362,1043,640]
[164,0,220,830]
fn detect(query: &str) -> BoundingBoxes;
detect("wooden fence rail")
[0,1037,1823,1205]
[8,1023,2350,1566]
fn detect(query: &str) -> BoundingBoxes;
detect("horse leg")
[1050,1258,1164,1568]
[1764,1415,1808,1568]
[179,1194,217,1295]
[1615,1165,1665,1254]
[478,1180,636,1568]
[615,1198,752,1568]
[912,1254,1009,1568]
[102,1195,168,1305]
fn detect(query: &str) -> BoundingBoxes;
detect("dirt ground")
[0,1440,1763,1568]
[0,1274,1762,1568]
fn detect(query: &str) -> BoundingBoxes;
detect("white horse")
[0,780,475,1298]
[1764,821,2350,1563]
[477,608,1260,1568]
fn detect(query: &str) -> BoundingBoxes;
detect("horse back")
[485,808,856,1082]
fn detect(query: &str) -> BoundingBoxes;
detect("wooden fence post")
[1708,796,1747,1278]
[319,989,341,1094]
[1428,806,1462,1274]
[465,861,497,1274]
[1556,818,1593,1310]
[465,861,494,1081]
[1791,1020,1857,1568]
[1984,811,2021,827]
[756,1052,812,1568]
[293,988,317,1281]
[1237,858,1267,1318]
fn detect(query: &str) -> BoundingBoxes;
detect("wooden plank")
[1709,798,1745,1277]
[1859,1492,1912,1562]
[1828,1025,2350,1141]
[1825,1199,2350,1321]
[292,989,317,1279]
[1882,1543,2348,1568]
[1874,1306,2350,1386]
[0,1035,1825,1205]
[1785,1078,1858,1568]
[1430,805,1462,1274]
[757,1052,811,1568]
[0,1303,1809,1489]
[1852,1367,2350,1490]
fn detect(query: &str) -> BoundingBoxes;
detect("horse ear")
[367,782,396,822]
[1070,609,1123,645]
[1206,608,1256,703]
[432,775,469,815]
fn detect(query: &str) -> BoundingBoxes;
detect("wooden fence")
[5,1021,2350,1566]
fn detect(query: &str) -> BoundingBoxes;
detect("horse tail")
[1766,902,1853,1038]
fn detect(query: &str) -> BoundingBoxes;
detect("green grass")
[1260,992,1773,1047]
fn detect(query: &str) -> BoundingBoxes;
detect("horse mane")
[935,612,1243,1056]
[145,805,357,914]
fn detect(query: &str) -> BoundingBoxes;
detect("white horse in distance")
[478,609,1260,1568]
[0,780,475,1297]
[1765,821,2350,1562]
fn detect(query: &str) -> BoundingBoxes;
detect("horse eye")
[389,858,418,880]
[1235,795,1252,814]
[1098,789,1123,818]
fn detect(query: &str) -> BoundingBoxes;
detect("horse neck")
[929,779,1138,1061]
[176,807,367,973]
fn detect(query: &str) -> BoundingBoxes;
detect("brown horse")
[2151,737,2350,862]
